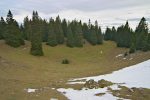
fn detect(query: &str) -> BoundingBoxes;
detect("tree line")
[0,10,103,56]
[0,10,149,56]
[104,17,150,53]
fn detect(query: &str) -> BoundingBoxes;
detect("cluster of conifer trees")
[104,17,150,53]
[0,10,103,56]
[0,10,149,56]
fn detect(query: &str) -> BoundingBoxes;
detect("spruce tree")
[47,18,57,47]
[135,17,149,51]
[95,21,103,44]
[4,10,24,47]
[104,27,112,40]
[30,11,44,56]
[0,17,6,39]
[72,21,83,47]
[89,25,97,45]
[54,16,64,44]
[41,19,49,42]
[82,23,89,40]
[66,24,74,47]
[97,27,103,44]
[61,19,68,37]
[111,26,117,41]
[147,33,150,50]
[23,16,31,40]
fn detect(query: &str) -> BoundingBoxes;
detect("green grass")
[0,40,150,100]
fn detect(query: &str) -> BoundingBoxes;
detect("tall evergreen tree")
[95,21,103,44]
[111,26,117,41]
[0,17,6,39]
[72,21,83,47]
[4,10,24,47]
[54,16,64,44]
[135,17,149,51]
[66,24,74,47]
[97,26,103,44]
[89,25,97,45]
[61,19,68,37]
[30,11,44,56]
[104,27,112,40]
[23,16,31,40]
[147,33,150,50]
[47,18,57,47]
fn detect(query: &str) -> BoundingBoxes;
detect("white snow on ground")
[116,54,124,58]
[50,98,58,100]
[57,59,150,100]
[58,87,120,100]
[69,59,150,88]
[25,88,37,93]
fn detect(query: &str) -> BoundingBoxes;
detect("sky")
[0,0,150,31]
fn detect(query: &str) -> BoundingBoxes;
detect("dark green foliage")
[147,33,150,50]
[95,21,103,44]
[23,16,31,40]
[135,17,149,51]
[41,19,49,42]
[47,18,57,47]
[62,59,69,64]
[73,22,83,47]
[54,16,64,44]
[111,26,117,41]
[129,33,136,53]
[89,25,97,45]
[4,10,24,47]
[0,17,6,39]
[30,11,44,56]
[70,20,83,47]
[61,19,68,37]
[83,20,103,45]
[104,27,112,40]
[116,21,132,48]
[66,25,74,47]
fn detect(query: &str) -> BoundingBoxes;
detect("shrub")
[62,59,69,64]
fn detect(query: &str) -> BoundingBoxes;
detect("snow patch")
[50,98,58,100]
[116,54,124,58]
[57,59,150,100]
[69,59,150,88]
[25,88,38,93]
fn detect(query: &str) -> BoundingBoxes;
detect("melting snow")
[25,88,37,93]
[116,54,124,58]
[57,59,150,100]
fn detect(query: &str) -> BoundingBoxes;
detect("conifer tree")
[95,21,103,44]
[89,25,97,45]
[147,33,150,50]
[104,27,112,40]
[0,17,6,39]
[23,16,31,40]
[47,18,57,47]
[97,26,103,44]
[4,10,24,47]
[54,16,64,44]
[61,19,68,37]
[135,17,148,51]
[66,24,74,47]
[73,21,83,47]
[30,11,44,56]
[41,19,49,42]
[82,23,89,40]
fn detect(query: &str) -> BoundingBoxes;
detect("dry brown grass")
[0,40,150,100]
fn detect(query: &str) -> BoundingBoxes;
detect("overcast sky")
[0,0,150,31]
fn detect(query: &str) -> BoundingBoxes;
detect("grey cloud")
[1,0,150,16]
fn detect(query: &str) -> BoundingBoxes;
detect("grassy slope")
[0,40,150,100]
